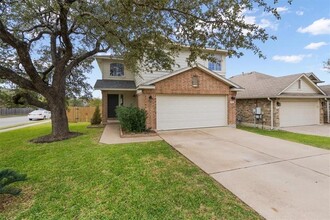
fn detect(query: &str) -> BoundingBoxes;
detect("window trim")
[208,56,222,71]
[110,63,124,77]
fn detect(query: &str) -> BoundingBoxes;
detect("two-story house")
[94,47,243,130]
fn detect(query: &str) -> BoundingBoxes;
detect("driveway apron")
[159,127,330,220]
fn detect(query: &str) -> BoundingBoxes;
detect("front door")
[107,94,119,118]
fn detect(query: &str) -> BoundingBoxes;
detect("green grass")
[0,123,261,219]
[238,126,330,150]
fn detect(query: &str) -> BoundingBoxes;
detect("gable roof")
[142,64,243,90]
[305,72,324,83]
[230,72,326,99]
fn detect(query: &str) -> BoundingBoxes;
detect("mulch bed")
[30,132,82,143]
[120,127,158,138]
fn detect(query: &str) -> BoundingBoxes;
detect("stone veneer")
[236,98,325,129]
[138,68,237,130]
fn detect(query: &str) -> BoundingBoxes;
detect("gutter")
[267,97,274,130]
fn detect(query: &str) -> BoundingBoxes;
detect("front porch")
[101,90,137,124]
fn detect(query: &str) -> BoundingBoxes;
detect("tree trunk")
[49,95,70,139]
[31,87,80,143]
[50,104,69,138]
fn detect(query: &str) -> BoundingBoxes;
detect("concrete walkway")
[99,123,162,144]
[281,124,330,137]
[159,127,330,220]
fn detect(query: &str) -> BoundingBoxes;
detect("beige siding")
[135,49,227,86]
[96,49,227,85]
[96,58,135,80]
[103,91,137,107]
[283,78,319,94]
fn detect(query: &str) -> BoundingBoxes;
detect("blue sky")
[89,0,330,98]
[227,0,330,81]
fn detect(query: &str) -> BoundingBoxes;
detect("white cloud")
[297,18,330,35]
[258,19,278,30]
[276,7,289,13]
[272,54,312,63]
[244,15,257,25]
[304,42,328,50]
[296,10,304,16]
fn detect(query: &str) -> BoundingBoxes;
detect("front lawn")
[0,123,260,219]
[238,126,330,150]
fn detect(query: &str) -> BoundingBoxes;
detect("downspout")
[267,97,274,130]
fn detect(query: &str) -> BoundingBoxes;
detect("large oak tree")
[0,0,291,141]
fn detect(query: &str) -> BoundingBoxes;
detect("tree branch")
[65,40,109,75]
[0,20,48,90]
[13,92,50,110]
[41,65,54,82]
[0,65,38,92]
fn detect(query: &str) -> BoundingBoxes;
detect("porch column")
[101,91,107,124]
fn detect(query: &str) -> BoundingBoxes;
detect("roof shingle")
[320,85,330,96]
[94,80,136,90]
[230,72,324,99]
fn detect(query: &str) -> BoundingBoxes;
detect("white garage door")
[280,100,319,127]
[156,95,227,130]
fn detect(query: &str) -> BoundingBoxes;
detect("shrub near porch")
[116,106,147,132]
[0,123,261,219]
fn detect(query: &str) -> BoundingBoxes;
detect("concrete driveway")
[159,127,330,220]
[281,124,330,137]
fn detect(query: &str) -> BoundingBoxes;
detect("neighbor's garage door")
[156,95,227,130]
[280,99,319,127]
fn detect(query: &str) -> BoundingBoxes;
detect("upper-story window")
[208,56,222,71]
[298,79,302,89]
[110,63,124,77]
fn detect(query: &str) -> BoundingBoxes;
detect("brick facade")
[236,98,278,129]
[323,100,330,124]
[237,98,325,129]
[138,68,237,130]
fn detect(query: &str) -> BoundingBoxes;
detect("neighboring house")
[319,85,330,124]
[230,72,328,129]
[94,48,243,130]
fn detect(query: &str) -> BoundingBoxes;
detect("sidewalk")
[0,120,50,133]
[99,123,162,144]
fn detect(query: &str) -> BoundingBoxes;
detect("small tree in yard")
[91,105,102,125]
[0,169,27,209]
[0,0,292,142]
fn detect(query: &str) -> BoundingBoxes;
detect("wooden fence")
[66,106,101,123]
[0,107,34,115]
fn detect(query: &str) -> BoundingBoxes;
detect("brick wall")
[154,68,230,95]
[237,98,325,129]
[137,90,156,129]
[236,98,278,129]
[138,68,236,130]
[228,91,237,126]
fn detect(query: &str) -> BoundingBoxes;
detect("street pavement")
[0,116,34,128]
